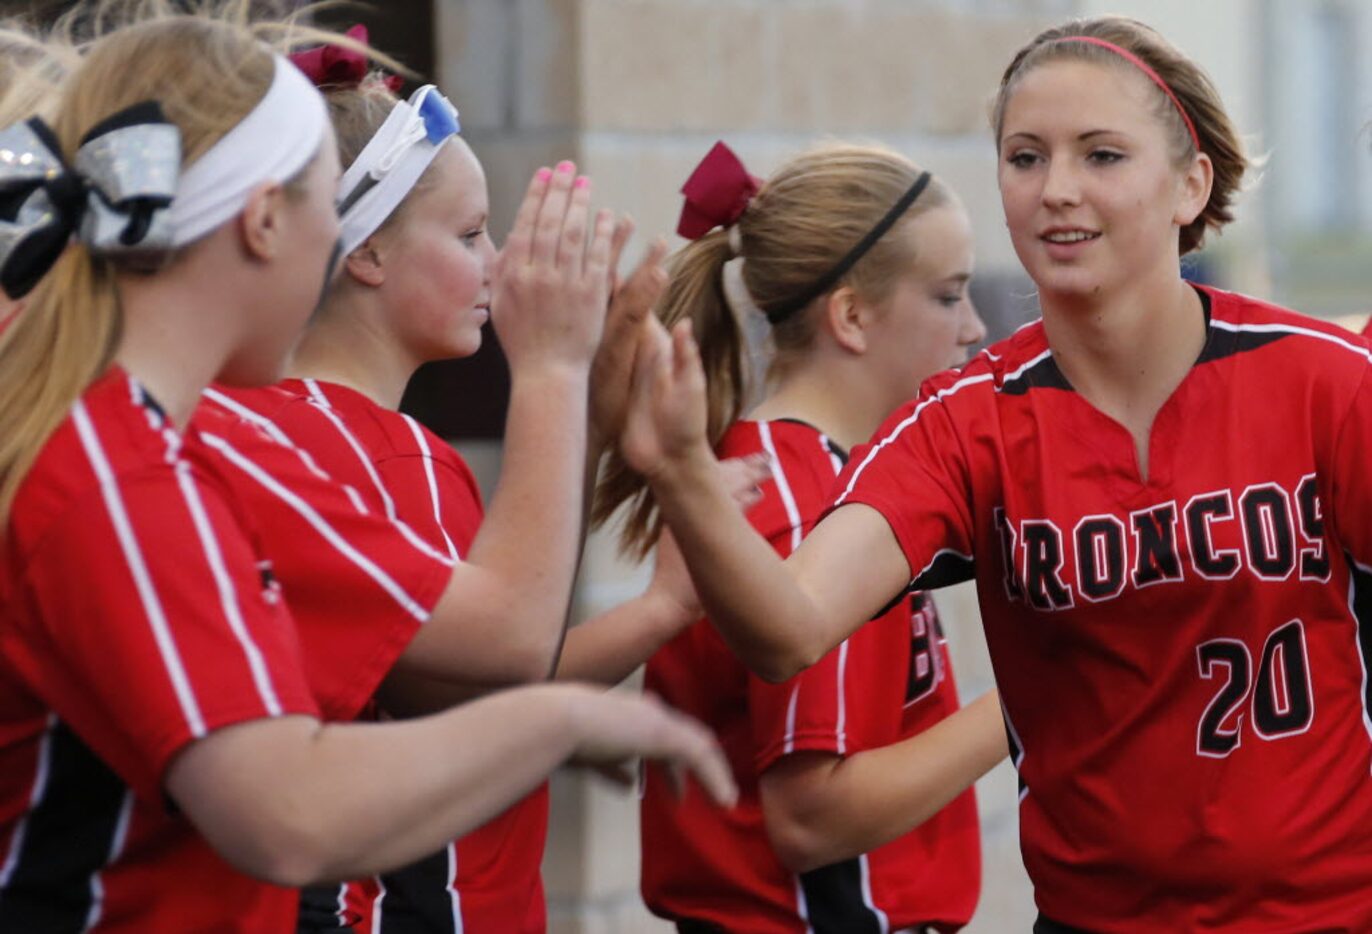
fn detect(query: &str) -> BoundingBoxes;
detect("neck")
[113,254,242,427]
[1040,269,1205,426]
[749,352,896,452]
[289,291,417,411]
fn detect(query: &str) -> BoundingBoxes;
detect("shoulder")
[1199,284,1371,372]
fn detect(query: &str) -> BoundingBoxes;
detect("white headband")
[336,84,460,255]
[168,55,328,247]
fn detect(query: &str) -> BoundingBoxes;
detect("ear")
[1175,151,1214,227]
[237,180,286,262]
[824,286,871,355]
[344,238,386,287]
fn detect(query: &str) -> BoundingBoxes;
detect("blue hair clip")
[417,90,460,145]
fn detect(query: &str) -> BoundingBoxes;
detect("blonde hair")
[596,142,950,558]
[0,2,354,527]
[992,16,1248,256]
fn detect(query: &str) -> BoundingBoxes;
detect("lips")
[1041,229,1100,244]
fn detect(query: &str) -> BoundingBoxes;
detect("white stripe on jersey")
[199,432,433,624]
[758,422,804,554]
[370,876,387,934]
[835,640,850,755]
[782,684,801,755]
[74,401,208,737]
[299,380,457,566]
[0,714,56,887]
[1345,559,1372,762]
[173,460,285,716]
[402,414,460,563]
[858,853,891,934]
[201,388,370,515]
[83,791,133,933]
[817,433,843,476]
[446,841,464,933]
[836,372,994,505]
[1210,319,1372,362]
[791,877,815,934]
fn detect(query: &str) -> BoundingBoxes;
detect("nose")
[480,231,498,279]
[960,298,987,347]
[1040,154,1081,209]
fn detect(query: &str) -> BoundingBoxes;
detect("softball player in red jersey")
[621,16,1372,934]
[0,10,736,932]
[598,142,1004,933]
[200,40,743,934]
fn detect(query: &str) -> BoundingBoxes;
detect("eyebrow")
[1001,129,1127,146]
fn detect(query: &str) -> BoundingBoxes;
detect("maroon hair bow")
[677,141,762,240]
[289,24,403,92]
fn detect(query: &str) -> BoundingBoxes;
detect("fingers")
[606,215,636,291]
[632,317,672,398]
[611,237,669,330]
[583,208,616,282]
[716,454,772,510]
[666,712,737,807]
[555,175,591,272]
[532,160,577,266]
[504,166,553,266]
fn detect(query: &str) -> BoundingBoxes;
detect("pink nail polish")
[574,176,590,190]
[535,167,552,182]
[556,160,575,174]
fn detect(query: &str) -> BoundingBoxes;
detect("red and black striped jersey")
[218,379,549,934]
[0,368,320,932]
[836,284,1372,931]
[642,418,981,934]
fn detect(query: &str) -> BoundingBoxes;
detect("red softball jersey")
[642,418,982,934]
[0,369,321,932]
[217,378,549,934]
[835,284,1372,932]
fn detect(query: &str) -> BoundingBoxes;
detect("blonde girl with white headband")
[620,14,1372,933]
[201,34,758,934]
[0,8,734,932]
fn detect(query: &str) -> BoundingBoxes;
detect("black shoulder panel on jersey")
[911,550,976,591]
[297,883,357,931]
[1195,325,1291,366]
[0,721,128,934]
[799,858,885,934]
[999,355,1072,397]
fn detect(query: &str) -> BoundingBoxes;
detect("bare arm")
[165,683,736,887]
[393,166,613,685]
[758,691,1006,873]
[625,321,912,681]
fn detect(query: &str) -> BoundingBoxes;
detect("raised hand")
[491,162,617,372]
[621,317,710,480]
[590,233,670,444]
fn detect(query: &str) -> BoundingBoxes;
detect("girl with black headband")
[597,141,1004,933]
[0,7,735,932]
[622,15,1372,933]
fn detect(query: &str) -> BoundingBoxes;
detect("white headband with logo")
[168,55,328,247]
[336,84,460,255]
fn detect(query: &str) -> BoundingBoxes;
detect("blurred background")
[10,0,1372,930]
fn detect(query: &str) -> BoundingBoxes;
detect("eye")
[460,227,486,245]
[939,293,965,308]
[1006,150,1041,169]
[1087,149,1125,165]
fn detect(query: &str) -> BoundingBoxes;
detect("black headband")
[764,170,933,326]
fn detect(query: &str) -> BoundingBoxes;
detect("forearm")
[760,691,1007,873]
[169,685,581,885]
[554,590,689,685]
[650,446,831,681]
[447,366,591,674]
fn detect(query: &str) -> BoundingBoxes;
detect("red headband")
[289,24,403,93]
[677,141,762,240]
[1053,36,1200,151]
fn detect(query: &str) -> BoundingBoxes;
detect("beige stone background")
[435,1,1372,931]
